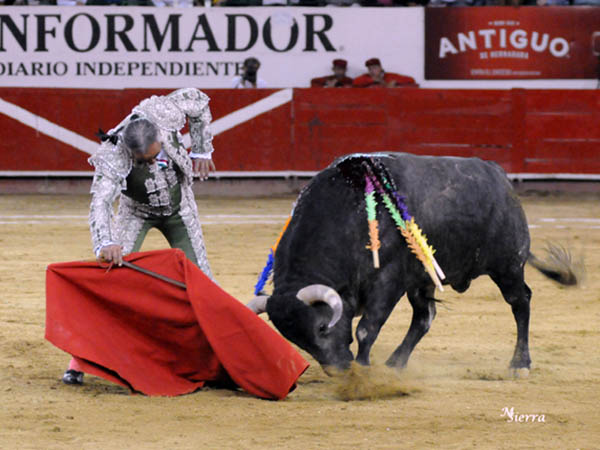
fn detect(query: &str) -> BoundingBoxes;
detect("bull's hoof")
[322,365,351,377]
[384,356,408,370]
[354,356,371,367]
[509,367,530,379]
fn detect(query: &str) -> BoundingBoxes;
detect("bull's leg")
[491,270,532,369]
[355,289,404,366]
[385,286,436,369]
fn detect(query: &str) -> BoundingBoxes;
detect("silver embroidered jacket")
[88,88,214,257]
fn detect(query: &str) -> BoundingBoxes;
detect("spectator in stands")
[353,58,418,89]
[152,0,194,6]
[427,0,473,5]
[54,0,155,4]
[231,57,268,89]
[512,0,572,6]
[218,0,262,5]
[310,59,353,88]
[528,0,570,4]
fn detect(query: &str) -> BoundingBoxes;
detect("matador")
[63,87,216,385]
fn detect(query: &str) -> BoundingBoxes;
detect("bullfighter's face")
[134,140,161,165]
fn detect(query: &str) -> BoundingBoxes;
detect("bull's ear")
[246,295,269,314]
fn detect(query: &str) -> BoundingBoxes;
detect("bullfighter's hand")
[99,244,123,266]
[193,158,216,181]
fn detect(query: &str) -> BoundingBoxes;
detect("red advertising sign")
[425,6,600,80]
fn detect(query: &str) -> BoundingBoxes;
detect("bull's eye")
[318,323,328,335]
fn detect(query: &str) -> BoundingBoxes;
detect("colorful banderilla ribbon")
[364,175,381,269]
[254,215,292,295]
[364,167,446,291]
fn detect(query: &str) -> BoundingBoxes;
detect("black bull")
[248,153,577,372]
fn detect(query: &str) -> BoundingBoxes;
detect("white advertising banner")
[0,6,423,89]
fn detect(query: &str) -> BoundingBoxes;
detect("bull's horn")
[246,296,268,314]
[297,284,343,329]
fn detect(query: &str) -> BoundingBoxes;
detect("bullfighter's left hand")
[193,158,216,181]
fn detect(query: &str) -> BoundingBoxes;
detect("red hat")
[365,58,382,67]
[332,59,347,69]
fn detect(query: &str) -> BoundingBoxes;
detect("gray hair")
[123,118,158,157]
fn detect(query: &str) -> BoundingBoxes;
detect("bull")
[248,152,578,373]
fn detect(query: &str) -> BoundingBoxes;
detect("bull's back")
[333,152,529,282]
[331,152,516,221]
[381,153,530,280]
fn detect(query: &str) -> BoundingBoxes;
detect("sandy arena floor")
[0,192,599,450]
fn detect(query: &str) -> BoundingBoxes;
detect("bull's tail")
[527,244,583,286]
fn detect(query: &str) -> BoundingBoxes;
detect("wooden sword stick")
[120,260,187,290]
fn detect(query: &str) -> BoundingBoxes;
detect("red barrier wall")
[292,88,600,174]
[1,88,598,175]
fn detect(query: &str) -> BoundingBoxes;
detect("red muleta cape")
[45,248,308,400]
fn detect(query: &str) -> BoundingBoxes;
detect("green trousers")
[130,212,198,266]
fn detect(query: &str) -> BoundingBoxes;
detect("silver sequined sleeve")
[89,172,122,255]
[88,141,131,255]
[168,88,214,159]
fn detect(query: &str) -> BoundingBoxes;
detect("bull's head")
[247,284,354,373]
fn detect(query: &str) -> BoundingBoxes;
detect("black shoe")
[62,369,84,385]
